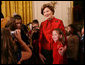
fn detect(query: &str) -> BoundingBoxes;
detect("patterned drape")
[1,1,33,25]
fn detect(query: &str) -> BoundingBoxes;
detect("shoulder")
[55,18,63,23]
[73,35,79,40]
[57,41,63,45]
[69,35,79,41]
[54,18,65,28]
[40,20,47,26]
[54,18,64,26]
[42,19,48,24]
[67,35,74,41]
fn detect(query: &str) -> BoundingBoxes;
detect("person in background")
[81,26,84,54]
[66,24,79,64]
[28,19,42,64]
[13,14,30,46]
[31,19,40,53]
[79,26,84,64]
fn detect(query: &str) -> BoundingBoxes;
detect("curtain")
[1,1,33,25]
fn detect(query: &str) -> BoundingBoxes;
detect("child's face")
[52,30,59,42]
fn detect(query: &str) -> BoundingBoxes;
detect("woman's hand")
[14,29,22,41]
[14,29,32,52]
[39,53,46,64]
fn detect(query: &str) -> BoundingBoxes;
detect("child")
[52,29,64,64]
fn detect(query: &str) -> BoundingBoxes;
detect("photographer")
[32,20,40,41]
[28,19,42,64]
[13,15,30,46]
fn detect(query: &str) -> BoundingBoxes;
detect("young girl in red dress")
[52,29,64,64]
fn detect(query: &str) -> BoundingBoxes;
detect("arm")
[39,23,43,53]
[14,29,32,63]
[59,20,67,52]
[14,29,32,52]
[39,23,46,64]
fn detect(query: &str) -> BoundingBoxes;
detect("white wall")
[32,1,73,27]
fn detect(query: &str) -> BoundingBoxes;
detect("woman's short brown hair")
[41,3,55,15]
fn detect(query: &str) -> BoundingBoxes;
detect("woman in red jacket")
[39,3,67,64]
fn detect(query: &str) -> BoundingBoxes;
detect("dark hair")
[21,24,28,33]
[41,3,55,15]
[13,14,22,20]
[53,28,63,35]
[68,24,75,29]
[1,28,18,64]
[68,24,78,35]
[32,19,39,24]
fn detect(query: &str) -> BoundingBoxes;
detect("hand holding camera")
[11,29,22,41]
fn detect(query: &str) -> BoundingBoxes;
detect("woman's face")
[52,30,59,43]
[43,7,53,19]
[15,19,22,29]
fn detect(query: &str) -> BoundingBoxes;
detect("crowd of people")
[1,3,84,64]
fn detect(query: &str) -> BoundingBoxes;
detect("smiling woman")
[39,3,67,64]
[1,1,33,25]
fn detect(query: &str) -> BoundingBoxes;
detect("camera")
[11,31,15,35]
[10,31,15,40]
[32,26,39,31]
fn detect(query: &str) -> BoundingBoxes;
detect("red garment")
[53,41,63,64]
[39,17,67,53]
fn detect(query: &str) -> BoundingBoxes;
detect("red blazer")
[39,17,67,53]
